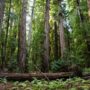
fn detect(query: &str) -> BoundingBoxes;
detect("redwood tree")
[54,21,59,60]
[42,0,50,72]
[18,0,27,72]
[58,1,66,58]
[0,0,5,33]
[0,0,5,70]
[59,14,66,58]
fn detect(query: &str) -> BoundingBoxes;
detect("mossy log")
[0,72,89,80]
[0,72,74,80]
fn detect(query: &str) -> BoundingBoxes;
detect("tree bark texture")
[54,21,59,60]
[59,16,65,58]
[18,0,27,72]
[42,0,50,72]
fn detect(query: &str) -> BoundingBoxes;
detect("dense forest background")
[0,0,90,73]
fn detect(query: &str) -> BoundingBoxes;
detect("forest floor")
[0,82,13,90]
[0,77,90,90]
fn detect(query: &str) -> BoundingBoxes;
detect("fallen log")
[0,72,74,80]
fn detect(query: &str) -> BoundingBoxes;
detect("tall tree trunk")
[0,0,5,34]
[42,0,50,72]
[59,14,65,58]
[54,21,58,60]
[0,0,5,70]
[58,1,66,58]
[18,0,27,72]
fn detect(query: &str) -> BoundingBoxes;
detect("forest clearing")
[0,0,90,89]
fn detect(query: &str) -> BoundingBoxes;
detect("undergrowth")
[2,77,90,90]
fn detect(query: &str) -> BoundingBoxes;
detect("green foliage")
[83,68,90,75]
[51,59,70,72]
[2,78,89,90]
[0,78,7,84]
[67,0,89,67]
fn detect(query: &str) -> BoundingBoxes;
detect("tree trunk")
[18,0,27,72]
[54,21,59,60]
[0,0,5,70]
[0,0,5,34]
[42,0,50,72]
[0,72,73,80]
[59,15,66,58]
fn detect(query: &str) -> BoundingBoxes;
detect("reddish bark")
[18,0,27,72]
[42,0,50,72]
